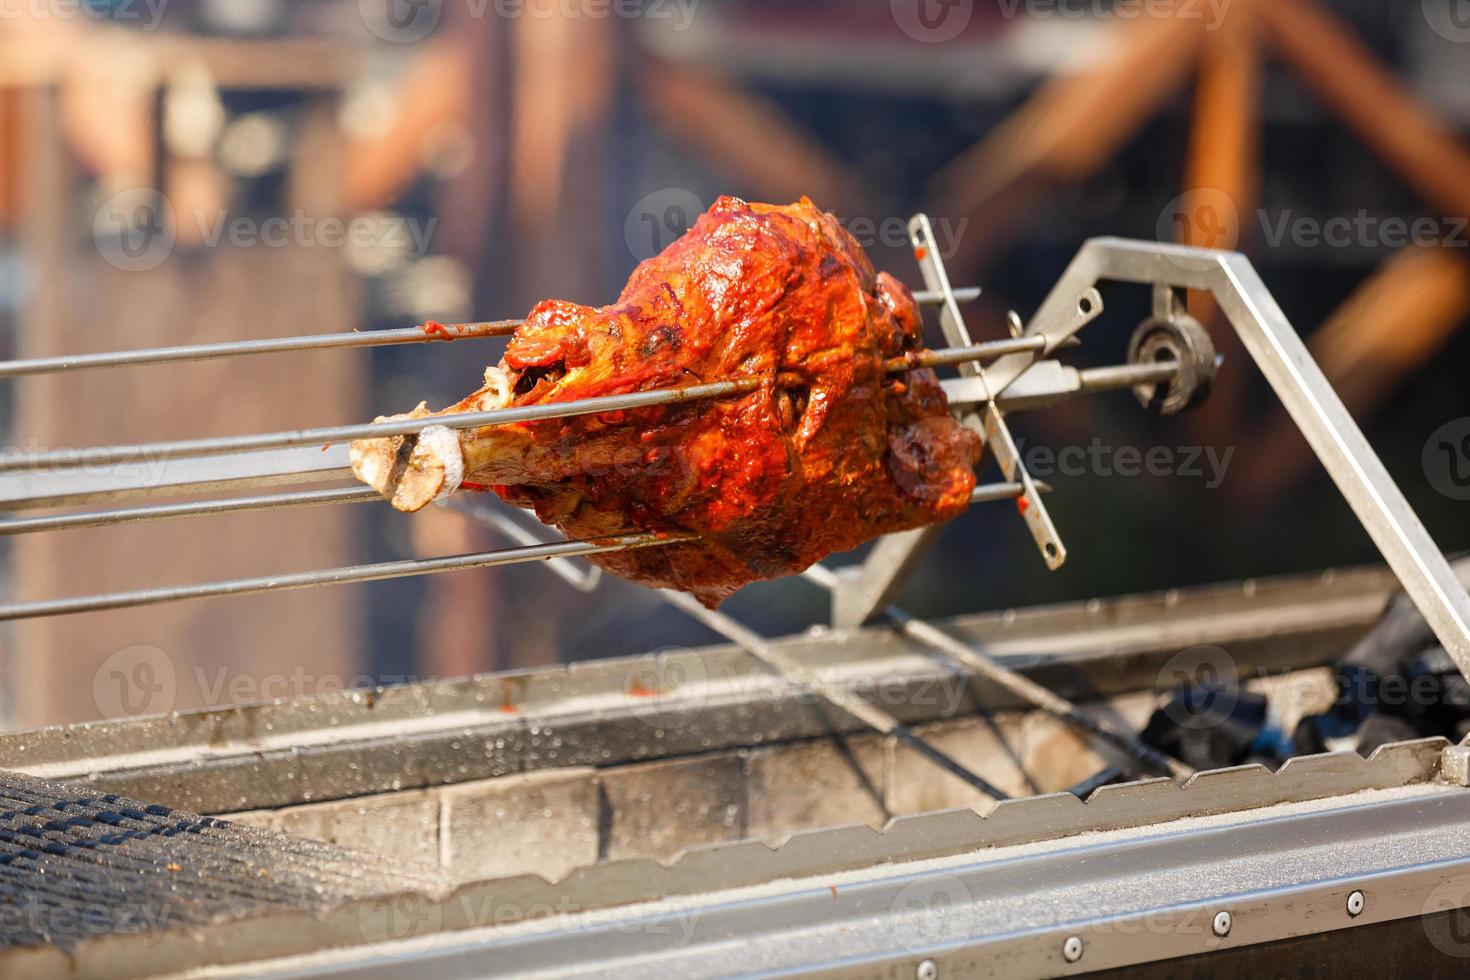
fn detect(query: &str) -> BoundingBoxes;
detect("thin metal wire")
[0,486,381,535]
[0,377,763,474]
[800,563,1192,781]
[659,588,1010,801]
[0,337,1046,475]
[0,482,1032,620]
[884,609,1194,780]
[0,289,980,379]
[0,532,692,621]
[443,495,603,592]
[0,321,523,379]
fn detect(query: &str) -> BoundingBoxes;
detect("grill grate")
[0,769,443,952]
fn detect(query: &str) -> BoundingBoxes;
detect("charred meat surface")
[353,197,982,606]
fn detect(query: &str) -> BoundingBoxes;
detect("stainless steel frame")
[0,563,1402,814]
[0,565,1465,978]
[263,764,1468,979]
[830,235,1470,679]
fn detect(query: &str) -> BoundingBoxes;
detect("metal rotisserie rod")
[0,483,1024,620]
[0,532,692,621]
[0,289,981,378]
[801,565,1193,781]
[659,588,1012,802]
[0,336,1047,474]
[0,486,382,535]
[884,608,1194,781]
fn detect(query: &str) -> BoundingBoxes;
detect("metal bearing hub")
[1128,313,1216,415]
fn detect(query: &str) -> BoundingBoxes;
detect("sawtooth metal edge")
[344,738,1449,921]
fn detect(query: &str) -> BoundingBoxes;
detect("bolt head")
[1212,910,1232,937]
[1347,890,1365,917]
[1062,935,1084,963]
[916,960,938,980]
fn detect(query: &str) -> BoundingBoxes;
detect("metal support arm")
[837,236,1470,676]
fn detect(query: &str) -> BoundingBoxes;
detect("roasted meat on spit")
[352,197,982,606]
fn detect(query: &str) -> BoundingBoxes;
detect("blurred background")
[0,0,1466,729]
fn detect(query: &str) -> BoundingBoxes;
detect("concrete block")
[745,736,889,842]
[276,790,440,870]
[599,753,744,862]
[440,767,598,883]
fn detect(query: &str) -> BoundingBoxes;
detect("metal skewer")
[0,486,382,535]
[0,482,1029,620]
[0,289,981,379]
[801,564,1193,781]
[0,321,523,379]
[0,337,1046,474]
[446,481,1020,802]
[444,495,604,592]
[883,608,1193,780]
[0,532,693,621]
[659,588,1012,802]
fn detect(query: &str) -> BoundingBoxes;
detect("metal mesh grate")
[0,769,443,952]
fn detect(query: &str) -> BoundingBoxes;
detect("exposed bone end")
[482,366,513,408]
[350,405,465,513]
